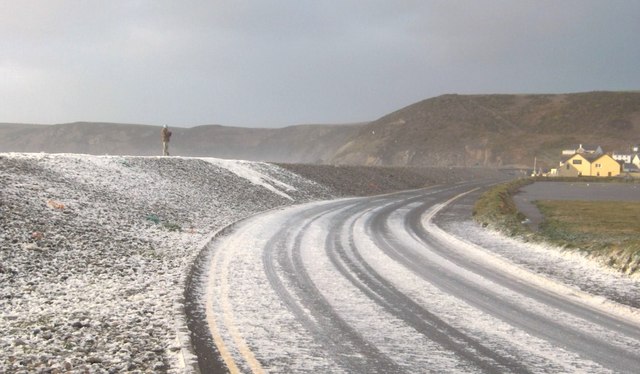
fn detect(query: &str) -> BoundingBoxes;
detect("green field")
[536,200,640,271]
[537,200,640,237]
[536,200,640,247]
[474,180,640,275]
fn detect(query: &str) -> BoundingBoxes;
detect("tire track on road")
[385,190,640,372]
[334,187,534,373]
[263,199,405,373]
[197,181,640,373]
[406,196,640,340]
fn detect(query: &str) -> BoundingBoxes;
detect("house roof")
[592,153,620,163]
[570,153,599,161]
[579,144,602,151]
[562,153,582,162]
[562,153,616,163]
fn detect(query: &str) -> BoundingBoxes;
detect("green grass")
[473,178,533,236]
[537,200,640,236]
[474,179,640,275]
[536,200,640,274]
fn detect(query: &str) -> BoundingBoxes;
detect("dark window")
[572,159,582,165]
[566,164,570,170]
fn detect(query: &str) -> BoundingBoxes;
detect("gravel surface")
[1,153,500,373]
[0,154,335,373]
[277,164,505,197]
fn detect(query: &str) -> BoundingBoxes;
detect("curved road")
[191,182,640,373]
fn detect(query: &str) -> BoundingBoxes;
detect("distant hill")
[2,91,639,168]
[331,91,640,169]
[0,122,364,164]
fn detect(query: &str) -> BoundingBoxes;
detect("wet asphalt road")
[191,181,640,373]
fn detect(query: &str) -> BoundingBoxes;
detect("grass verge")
[472,178,533,236]
[536,200,640,275]
[473,178,640,276]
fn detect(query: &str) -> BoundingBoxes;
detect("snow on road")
[199,184,640,373]
[358,202,611,372]
[438,211,640,308]
[203,202,347,373]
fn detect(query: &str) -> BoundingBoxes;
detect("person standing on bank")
[161,125,172,156]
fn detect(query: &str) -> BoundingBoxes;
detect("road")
[189,181,640,373]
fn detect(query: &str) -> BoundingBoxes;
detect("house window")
[572,159,582,165]
[566,164,570,170]
[595,163,602,168]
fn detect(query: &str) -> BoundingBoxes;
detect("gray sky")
[1,1,639,128]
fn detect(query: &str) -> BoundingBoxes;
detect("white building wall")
[612,153,632,163]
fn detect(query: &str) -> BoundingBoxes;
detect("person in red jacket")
[161,125,172,156]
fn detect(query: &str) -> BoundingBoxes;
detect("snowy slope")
[0,153,334,373]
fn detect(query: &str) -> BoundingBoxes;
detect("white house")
[612,151,633,164]
[611,145,640,167]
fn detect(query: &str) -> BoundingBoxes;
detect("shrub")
[145,214,160,224]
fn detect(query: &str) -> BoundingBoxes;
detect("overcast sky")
[1,1,639,128]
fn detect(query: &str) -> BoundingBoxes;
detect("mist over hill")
[0,122,364,164]
[2,91,639,168]
[332,91,640,169]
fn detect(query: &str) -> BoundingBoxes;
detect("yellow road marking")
[206,233,265,374]
[219,237,265,374]
[206,243,241,373]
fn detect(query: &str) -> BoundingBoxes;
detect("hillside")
[2,91,639,168]
[0,122,364,164]
[332,91,640,168]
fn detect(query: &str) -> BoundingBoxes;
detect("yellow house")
[558,153,621,177]
[558,153,591,177]
[591,154,621,177]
